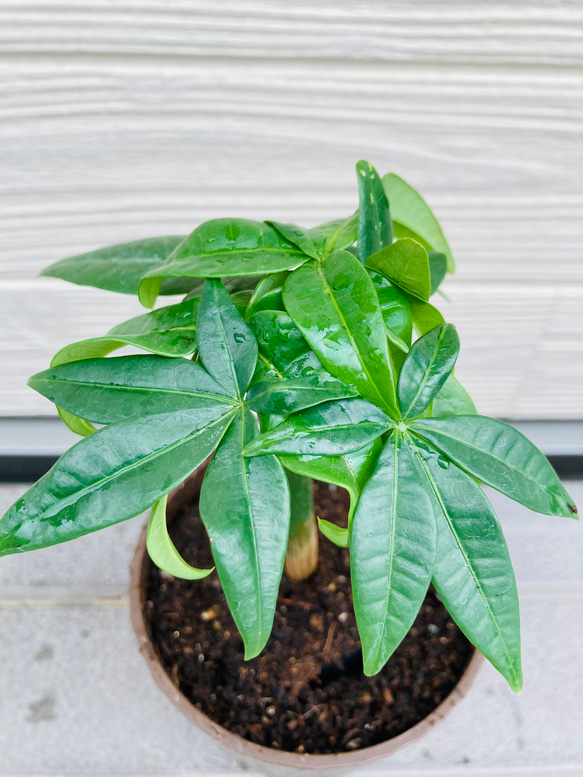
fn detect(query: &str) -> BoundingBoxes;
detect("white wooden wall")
[1,1,582,419]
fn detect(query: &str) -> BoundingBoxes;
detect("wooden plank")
[1,279,581,419]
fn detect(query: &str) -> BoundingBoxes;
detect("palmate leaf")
[199,410,290,659]
[383,173,455,273]
[197,279,258,399]
[356,161,392,263]
[366,238,431,302]
[411,416,578,518]
[283,250,398,417]
[247,374,357,415]
[280,438,384,548]
[249,310,323,381]
[367,269,413,348]
[243,398,391,458]
[432,374,477,418]
[138,219,309,308]
[51,298,200,367]
[411,440,522,690]
[398,323,460,420]
[268,213,358,261]
[40,236,198,296]
[0,406,236,557]
[351,432,436,675]
[147,495,214,580]
[28,355,235,424]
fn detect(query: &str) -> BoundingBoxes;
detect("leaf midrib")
[401,331,445,419]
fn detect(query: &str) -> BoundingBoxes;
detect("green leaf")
[429,251,448,295]
[281,439,383,548]
[0,407,236,557]
[147,495,214,580]
[368,269,413,348]
[356,160,392,263]
[366,238,431,302]
[283,250,398,417]
[250,310,322,381]
[138,219,309,308]
[199,410,290,659]
[408,296,445,336]
[243,398,391,457]
[57,407,96,437]
[40,236,198,295]
[383,173,455,272]
[432,375,477,418]
[411,440,522,691]
[268,213,358,261]
[351,433,436,675]
[247,272,289,317]
[29,355,235,424]
[398,324,460,419]
[410,416,578,518]
[51,298,200,367]
[197,280,258,399]
[246,374,357,415]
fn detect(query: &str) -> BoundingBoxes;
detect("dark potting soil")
[145,481,474,755]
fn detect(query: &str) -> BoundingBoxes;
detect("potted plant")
[0,161,577,773]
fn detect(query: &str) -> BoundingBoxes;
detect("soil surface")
[145,481,473,755]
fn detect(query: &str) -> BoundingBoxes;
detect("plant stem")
[284,471,318,581]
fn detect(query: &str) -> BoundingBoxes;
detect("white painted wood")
[0,0,581,418]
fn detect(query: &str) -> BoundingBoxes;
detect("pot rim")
[129,472,485,771]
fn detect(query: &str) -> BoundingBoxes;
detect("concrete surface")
[0,482,581,777]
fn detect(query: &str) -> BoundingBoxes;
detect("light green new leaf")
[247,374,357,415]
[138,219,309,307]
[351,433,436,675]
[368,269,413,348]
[398,323,460,419]
[29,355,235,424]
[383,173,455,272]
[412,441,522,691]
[411,416,578,518]
[51,298,200,367]
[0,407,236,557]
[408,296,445,336]
[40,236,199,296]
[281,439,384,548]
[57,406,96,437]
[147,495,214,580]
[432,375,477,418]
[199,410,290,659]
[366,238,431,302]
[243,398,391,458]
[356,161,392,263]
[429,251,448,295]
[283,250,398,417]
[268,213,358,261]
[197,280,258,399]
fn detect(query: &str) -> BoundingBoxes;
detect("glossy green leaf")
[147,495,214,580]
[432,375,477,418]
[356,160,392,263]
[429,251,448,295]
[408,296,445,336]
[197,280,258,399]
[246,374,357,414]
[283,250,398,417]
[29,355,235,424]
[243,398,391,458]
[0,407,236,557]
[51,298,200,367]
[383,173,455,272]
[247,272,289,317]
[281,439,383,548]
[366,238,431,302]
[250,310,325,381]
[268,213,358,261]
[39,236,201,295]
[184,275,264,303]
[351,433,436,675]
[411,440,522,690]
[410,416,578,518]
[368,269,413,347]
[57,407,96,437]
[398,324,460,419]
[138,219,308,307]
[199,410,290,659]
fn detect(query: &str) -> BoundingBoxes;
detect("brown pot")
[129,469,484,777]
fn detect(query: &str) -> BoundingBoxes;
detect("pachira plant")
[1,162,577,692]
